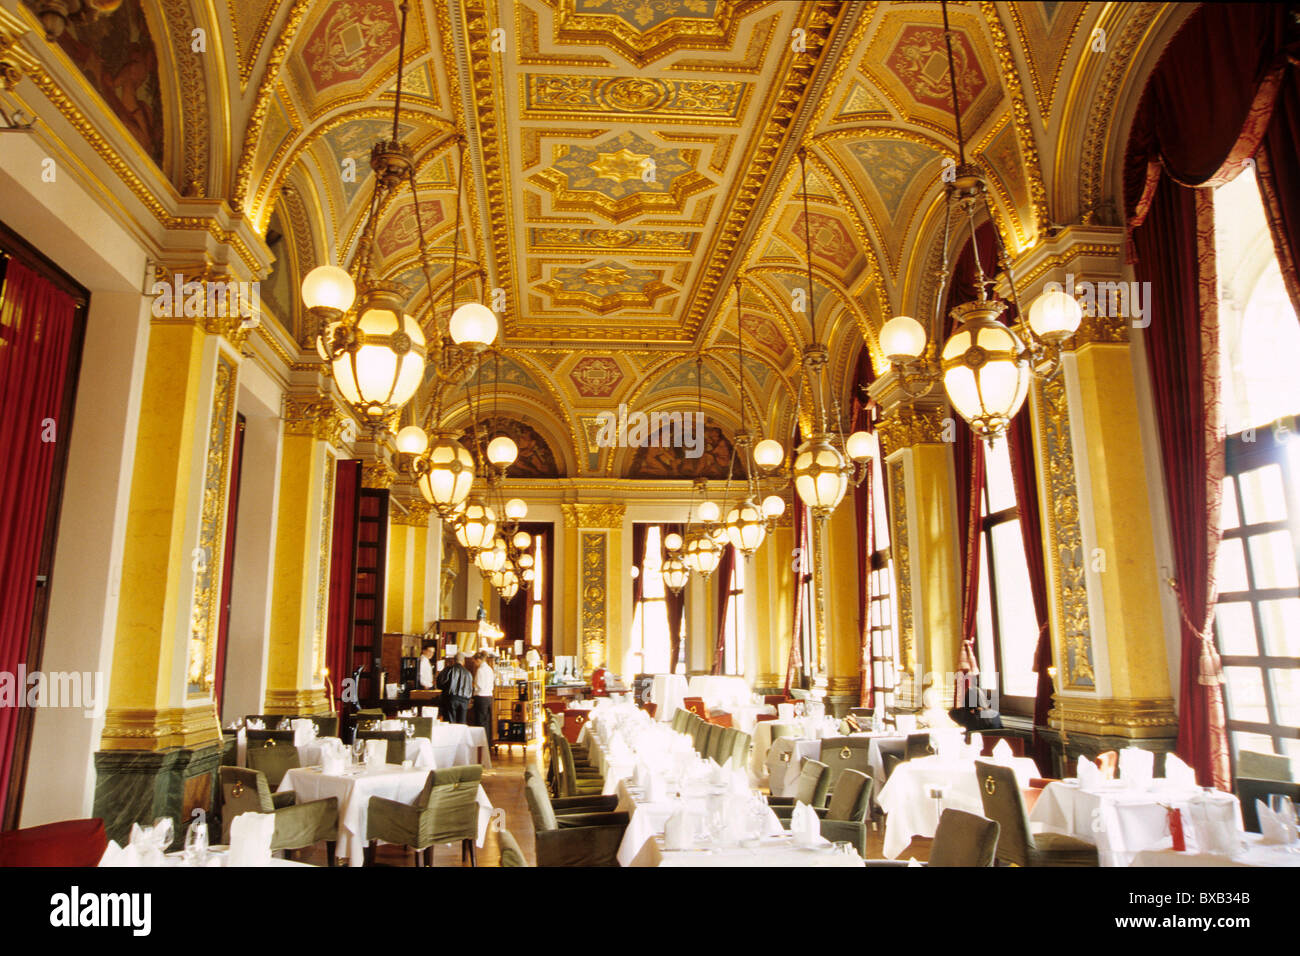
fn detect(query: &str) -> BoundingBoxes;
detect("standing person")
[417,642,436,690]
[472,651,496,752]
[437,652,472,724]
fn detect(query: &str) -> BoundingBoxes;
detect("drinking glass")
[352,738,365,766]
[151,816,174,852]
[1269,794,1299,847]
[183,821,209,867]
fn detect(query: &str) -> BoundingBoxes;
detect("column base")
[1036,726,1178,779]
[92,741,223,847]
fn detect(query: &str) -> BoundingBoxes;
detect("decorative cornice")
[99,706,221,751]
[392,500,432,527]
[159,0,208,197]
[561,502,627,530]
[282,397,351,442]
[362,460,398,490]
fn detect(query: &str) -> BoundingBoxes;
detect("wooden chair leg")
[326,841,336,868]
[364,840,376,867]
[463,838,477,867]
[424,846,433,867]
[413,846,421,867]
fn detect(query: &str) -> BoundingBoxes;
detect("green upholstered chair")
[246,739,302,791]
[304,714,339,738]
[1237,778,1300,832]
[554,733,604,798]
[929,809,999,867]
[355,728,405,764]
[1238,751,1294,783]
[877,737,908,781]
[975,760,1097,866]
[245,728,294,747]
[708,726,733,765]
[770,758,831,811]
[671,708,691,734]
[696,721,718,758]
[524,767,618,820]
[819,737,874,793]
[365,765,483,866]
[816,769,873,856]
[768,723,798,743]
[526,771,630,867]
[219,767,338,865]
[905,732,935,760]
[498,827,529,867]
[718,730,751,770]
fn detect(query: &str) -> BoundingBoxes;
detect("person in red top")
[591,663,609,697]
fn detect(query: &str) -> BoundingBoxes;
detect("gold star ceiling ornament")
[589,147,653,183]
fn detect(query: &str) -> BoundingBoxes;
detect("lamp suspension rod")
[798,146,816,348]
[941,0,966,166]
[392,0,409,141]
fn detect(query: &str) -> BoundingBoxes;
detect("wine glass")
[183,820,208,866]
[151,816,174,853]
[1269,794,1299,849]
[352,737,365,767]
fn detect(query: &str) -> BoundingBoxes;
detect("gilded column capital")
[147,264,260,350]
[392,500,431,527]
[283,396,352,443]
[362,460,398,490]
[561,502,626,530]
[876,403,948,458]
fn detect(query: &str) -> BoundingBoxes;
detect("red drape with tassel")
[1124,2,1296,791]
[710,545,736,675]
[0,261,78,815]
[851,347,876,709]
[325,460,360,711]
[663,522,686,673]
[785,488,807,696]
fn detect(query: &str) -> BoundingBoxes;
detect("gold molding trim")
[362,460,398,490]
[1047,696,1178,738]
[826,676,860,697]
[561,502,627,530]
[100,706,221,751]
[876,404,947,457]
[282,397,352,442]
[313,453,335,683]
[888,455,915,676]
[263,688,332,715]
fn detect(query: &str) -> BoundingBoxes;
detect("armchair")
[246,740,302,791]
[769,759,831,812]
[818,737,874,793]
[975,760,1097,866]
[219,767,338,865]
[526,773,629,867]
[365,765,483,867]
[815,769,873,857]
[866,809,999,867]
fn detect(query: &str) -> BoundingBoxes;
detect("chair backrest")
[929,809,1000,867]
[355,728,405,764]
[788,688,809,701]
[974,760,1034,867]
[556,734,583,797]
[708,712,733,728]
[270,796,340,852]
[824,769,872,823]
[709,726,733,765]
[245,728,294,745]
[877,738,907,780]
[544,700,566,715]
[671,708,690,733]
[764,695,788,706]
[0,818,108,867]
[220,766,275,841]
[905,732,935,760]
[1236,777,1300,832]
[246,740,301,790]
[683,696,707,717]
[1238,750,1294,783]
[400,716,433,740]
[819,737,874,792]
[768,723,798,744]
[498,827,529,866]
[726,731,752,770]
[305,714,339,738]
[795,759,831,809]
[423,765,483,843]
[523,769,559,831]
[694,720,717,757]
[979,733,1026,758]
[643,702,658,720]
[563,709,590,743]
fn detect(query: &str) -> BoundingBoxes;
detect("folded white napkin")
[645,774,665,804]
[97,840,142,868]
[633,761,652,790]
[1257,799,1296,846]
[1076,756,1103,789]
[246,718,264,730]
[664,808,695,850]
[380,719,402,731]
[365,739,388,766]
[1163,753,1197,788]
[227,812,275,867]
[729,769,750,798]
[790,801,824,847]
[236,727,247,748]
[1120,747,1154,788]
[777,703,796,721]
[907,857,923,867]
[969,732,984,754]
[292,718,316,747]
[128,821,170,866]
[991,739,1014,763]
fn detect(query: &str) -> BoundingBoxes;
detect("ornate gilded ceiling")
[12,0,1185,479]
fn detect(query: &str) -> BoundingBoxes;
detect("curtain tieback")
[1166,576,1224,686]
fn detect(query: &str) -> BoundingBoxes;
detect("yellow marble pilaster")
[386,522,409,633]
[753,519,793,689]
[100,310,243,751]
[561,503,626,675]
[263,397,347,716]
[823,494,863,702]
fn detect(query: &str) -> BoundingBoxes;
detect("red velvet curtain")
[631,523,647,612]
[710,544,736,675]
[851,347,876,708]
[1124,3,1295,791]
[662,522,685,672]
[325,459,360,711]
[499,568,529,653]
[0,261,78,815]
[785,484,807,695]
[212,415,245,715]
[1256,14,1300,313]
[1008,408,1053,764]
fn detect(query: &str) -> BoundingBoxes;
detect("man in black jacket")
[437,652,473,724]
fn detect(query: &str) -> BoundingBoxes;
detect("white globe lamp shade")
[504,498,528,521]
[628,565,639,580]
[662,555,690,591]
[475,540,507,573]
[682,533,721,576]
[880,314,927,362]
[793,436,849,517]
[709,524,728,545]
[663,532,683,552]
[449,302,498,348]
[333,293,426,419]
[761,494,786,519]
[301,265,356,314]
[1027,287,1084,343]
[698,500,720,523]
[500,576,520,601]
[940,302,1031,441]
[418,433,475,516]
[486,435,518,468]
[752,438,784,470]
[845,430,876,462]
[395,425,429,455]
[725,498,767,555]
[518,553,534,570]
[522,568,535,583]
[454,501,497,553]
[512,530,532,550]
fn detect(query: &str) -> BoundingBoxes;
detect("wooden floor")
[295,744,930,867]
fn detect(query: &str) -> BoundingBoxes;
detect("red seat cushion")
[0,818,108,867]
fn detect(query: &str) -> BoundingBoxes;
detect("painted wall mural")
[625,423,739,480]
[458,416,562,478]
[302,0,401,93]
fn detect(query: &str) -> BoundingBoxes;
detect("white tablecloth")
[278,765,493,866]
[1130,832,1300,866]
[578,723,636,794]
[1030,780,1244,867]
[429,723,492,769]
[877,755,1040,858]
[650,674,688,721]
[765,738,825,797]
[686,675,752,712]
[730,704,777,734]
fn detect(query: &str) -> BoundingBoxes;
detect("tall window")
[1213,167,1300,765]
[527,531,547,651]
[630,526,673,674]
[973,438,1039,711]
[797,509,814,686]
[723,555,745,675]
[868,451,898,711]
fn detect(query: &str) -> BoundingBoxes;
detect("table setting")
[97,816,312,868]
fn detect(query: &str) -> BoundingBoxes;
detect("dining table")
[277,763,493,867]
[877,753,1041,859]
[1129,832,1300,866]
[649,674,688,721]
[1029,778,1247,867]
